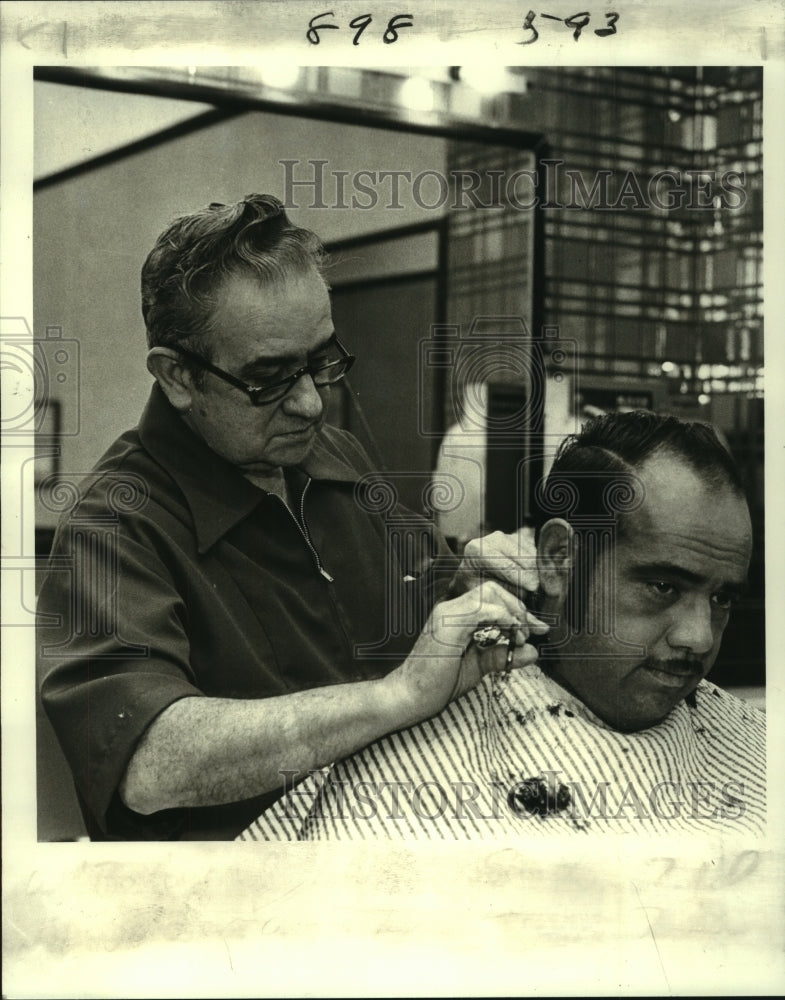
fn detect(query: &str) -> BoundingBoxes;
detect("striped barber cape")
[239,664,766,841]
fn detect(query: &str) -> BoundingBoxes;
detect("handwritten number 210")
[307,12,414,45]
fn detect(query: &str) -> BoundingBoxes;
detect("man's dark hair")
[534,409,745,535]
[533,410,747,633]
[141,194,327,376]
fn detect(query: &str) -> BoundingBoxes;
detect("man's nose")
[666,598,715,656]
[281,373,324,419]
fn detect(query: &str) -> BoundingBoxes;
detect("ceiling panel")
[34,81,215,181]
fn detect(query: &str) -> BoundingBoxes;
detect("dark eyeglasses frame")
[177,334,356,406]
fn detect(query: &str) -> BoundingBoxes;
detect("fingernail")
[508,646,538,669]
[526,613,550,632]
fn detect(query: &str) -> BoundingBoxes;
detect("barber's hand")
[386,580,549,727]
[451,527,539,598]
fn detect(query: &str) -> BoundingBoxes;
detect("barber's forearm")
[119,578,543,817]
[118,676,407,815]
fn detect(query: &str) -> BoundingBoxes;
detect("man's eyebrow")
[238,332,336,377]
[630,561,749,595]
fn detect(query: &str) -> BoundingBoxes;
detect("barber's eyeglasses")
[177,334,356,406]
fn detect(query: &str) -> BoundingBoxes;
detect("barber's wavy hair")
[141,194,327,372]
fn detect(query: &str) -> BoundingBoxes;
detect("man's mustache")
[639,657,703,677]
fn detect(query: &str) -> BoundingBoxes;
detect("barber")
[37,195,545,840]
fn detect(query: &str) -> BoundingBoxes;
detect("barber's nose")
[666,598,715,656]
[282,373,324,420]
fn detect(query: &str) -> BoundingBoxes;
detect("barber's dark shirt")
[37,384,457,840]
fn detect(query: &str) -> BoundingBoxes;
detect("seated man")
[241,410,765,839]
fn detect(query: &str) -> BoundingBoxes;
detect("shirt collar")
[138,383,360,553]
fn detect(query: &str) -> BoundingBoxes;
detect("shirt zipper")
[275,478,334,582]
[298,480,357,666]
[287,477,368,673]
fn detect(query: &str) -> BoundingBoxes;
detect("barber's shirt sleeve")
[37,522,203,837]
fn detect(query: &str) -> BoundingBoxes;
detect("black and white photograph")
[2,2,784,996]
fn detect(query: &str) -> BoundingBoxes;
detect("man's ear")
[146,348,196,413]
[537,518,576,601]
